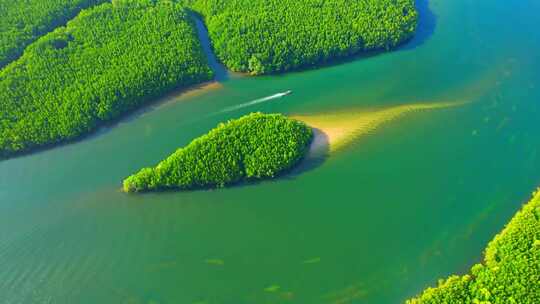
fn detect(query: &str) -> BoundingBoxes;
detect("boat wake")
[218,91,291,114]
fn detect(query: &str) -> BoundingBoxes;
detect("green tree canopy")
[0,0,108,67]
[123,113,313,192]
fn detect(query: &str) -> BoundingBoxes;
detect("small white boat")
[283,90,293,96]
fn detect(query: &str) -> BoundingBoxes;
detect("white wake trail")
[218,92,289,114]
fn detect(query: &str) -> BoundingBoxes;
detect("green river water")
[1,0,540,303]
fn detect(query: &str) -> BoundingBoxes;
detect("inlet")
[190,14,229,81]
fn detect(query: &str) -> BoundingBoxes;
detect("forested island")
[0,0,417,157]
[0,1,213,157]
[407,191,540,303]
[123,113,312,192]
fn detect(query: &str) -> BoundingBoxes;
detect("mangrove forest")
[123,112,313,192]
[0,0,108,67]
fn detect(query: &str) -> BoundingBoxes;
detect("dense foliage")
[182,0,418,74]
[0,1,213,157]
[123,113,313,192]
[406,190,540,304]
[0,0,107,67]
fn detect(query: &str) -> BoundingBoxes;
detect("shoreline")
[0,80,224,161]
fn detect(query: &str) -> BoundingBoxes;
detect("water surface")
[1,0,540,303]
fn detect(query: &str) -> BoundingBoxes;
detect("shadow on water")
[401,0,437,51]
[190,13,230,82]
[288,128,330,177]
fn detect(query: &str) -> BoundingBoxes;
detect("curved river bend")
[1,0,540,303]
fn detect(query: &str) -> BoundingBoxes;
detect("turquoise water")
[1,0,540,303]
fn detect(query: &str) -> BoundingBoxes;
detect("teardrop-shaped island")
[123,113,312,192]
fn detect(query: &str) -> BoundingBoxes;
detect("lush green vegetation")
[0,1,213,157]
[0,0,108,67]
[123,113,313,192]
[183,0,418,74]
[407,190,540,304]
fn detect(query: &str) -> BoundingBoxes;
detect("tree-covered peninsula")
[407,190,540,304]
[183,0,418,74]
[123,113,313,192]
[0,0,108,67]
[0,1,213,157]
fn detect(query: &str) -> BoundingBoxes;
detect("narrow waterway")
[191,14,230,82]
[1,0,539,303]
